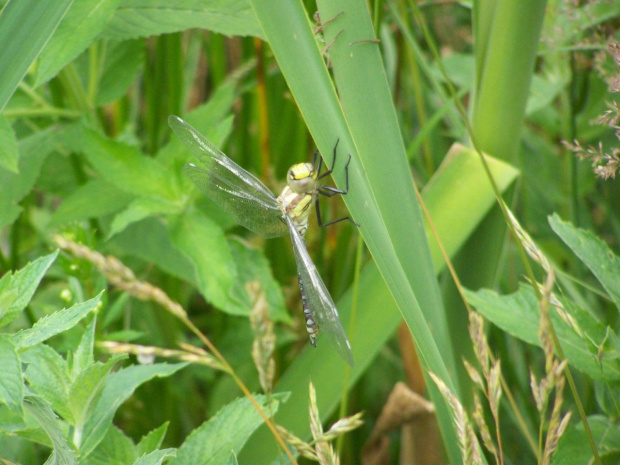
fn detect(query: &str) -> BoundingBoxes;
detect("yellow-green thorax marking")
[277,162,318,238]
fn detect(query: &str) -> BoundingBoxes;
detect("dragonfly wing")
[285,216,354,368]
[170,116,288,239]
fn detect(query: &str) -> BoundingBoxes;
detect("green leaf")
[228,238,290,323]
[0,0,73,111]
[49,179,133,228]
[96,39,144,105]
[12,291,103,350]
[549,213,620,312]
[79,425,137,465]
[0,250,58,328]
[64,123,181,203]
[465,285,620,381]
[80,363,187,457]
[35,0,123,86]
[0,127,59,228]
[22,344,72,423]
[0,115,19,173]
[136,422,169,456]
[170,394,283,465]
[169,210,243,315]
[71,317,97,378]
[133,449,177,465]
[69,355,125,431]
[108,197,182,240]
[0,335,24,416]
[552,415,620,465]
[23,395,76,465]
[112,218,197,285]
[102,0,263,41]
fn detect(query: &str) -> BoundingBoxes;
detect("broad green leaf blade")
[113,218,197,285]
[0,0,73,111]
[12,292,103,350]
[170,394,283,465]
[552,415,620,465]
[71,317,97,378]
[81,425,137,465]
[0,335,23,415]
[108,197,182,240]
[169,210,242,315]
[0,128,60,229]
[63,123,182,203]
[0,115,18,173]
[80,363,187,457]
[96,39,144,105]
[101,0,263,41]
[49,179,133,228]
[423,144,520,268]
[137,423,169,456]
[69,355,125,431]
[35,0,123,86]
[22,344,72,423]
[549,213,620,312]
[133,449,177,465]
[23,395,76,465]
[0,250,58,328]
[465,285,620,381]
[228,238,289,323]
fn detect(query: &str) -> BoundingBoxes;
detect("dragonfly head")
[287,162,317,194]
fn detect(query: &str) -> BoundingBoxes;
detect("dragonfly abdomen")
[298,273,318,346]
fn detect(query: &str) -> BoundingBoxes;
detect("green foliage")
[1,0,620,463]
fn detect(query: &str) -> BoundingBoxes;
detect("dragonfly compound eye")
[288,163,317,193]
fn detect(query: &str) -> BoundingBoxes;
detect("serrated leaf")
[228,238,289,323]
[108,197,182,240]
[24,395,76,465]
[0,115,19,173]
[12,292,102,349]
[465,285,620,381]
[169,210,243,315]
[23,344,72,423]
[549,213,620,312]
[101,0,262,41]
[79,425,137,465]
[80,363,187,457]
[50,179,133,227]
[0,128,59,228]
[97,39,144,105]
[137,422,169,456]
[69,355,125,430]
[36,0,123,86]
[170,394,283,465]
[0,250,58,328]
[71,317,97,378]
[63,123,181,203]
[0,335,24,415]
[133,449,177,465]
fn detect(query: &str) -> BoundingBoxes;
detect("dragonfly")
[169,115,355,367]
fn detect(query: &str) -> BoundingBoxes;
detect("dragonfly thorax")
[277,185,315,238]
[287,162,317,194]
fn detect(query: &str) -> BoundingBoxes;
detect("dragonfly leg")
[316,151,358,227]
[317,138,340,180]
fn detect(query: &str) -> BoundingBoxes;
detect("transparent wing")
[169,115,288,239]
[285,216,354,367]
